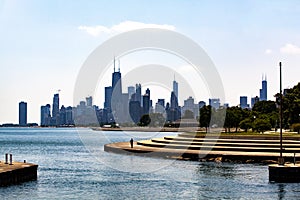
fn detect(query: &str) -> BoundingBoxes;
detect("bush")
[292,123,300,134]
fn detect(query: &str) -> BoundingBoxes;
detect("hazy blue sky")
[1,0,300,124]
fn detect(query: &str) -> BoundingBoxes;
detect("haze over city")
[1,0,300,124]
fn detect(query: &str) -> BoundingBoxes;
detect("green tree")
[139,114,151,126]
[149,113,166,127]
[199,105,211,133]
[239,118,252,132]
[253,118,272,133]
[292,123,300,134]
[252,100,277,114]
[182,110,194,119]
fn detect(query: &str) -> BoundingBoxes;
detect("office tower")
[129,101,142,124]
[259,75,267,101]
[198,101,206,109]
[135,83,142,105]
[104,86,112,110]
[251,96,260,108]
[155,99,165,113]
[142,94,150,115]
[41,104,51,126]
[240,96,249,109]
[86,96,93,107]
[52,93,59,119]
[170,92,178,109]
[173,78,178,99]
[65,106,74,125]
[19,101,27,126]
[128,86,135,99]
[59,105,66,125]
[111,58,122,97]
[223,103,229,108]
[209,98,220,109]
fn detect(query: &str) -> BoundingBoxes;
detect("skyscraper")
[142,94,150,115]
[41,104,51,126]
[135,83,142,105]
[128,86,135,99]
[19,101,27,126]
[52,93,59,119]
[240,96,249,109]
[86,96,93,107]
[259,75,267,101]
[104,86,112,110]
[111,58,122,98]
[173,78,178,99]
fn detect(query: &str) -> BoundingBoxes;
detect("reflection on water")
[0,128,300,199]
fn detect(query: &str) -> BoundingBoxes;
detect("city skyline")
[1,1,300,124]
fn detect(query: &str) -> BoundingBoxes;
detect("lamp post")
[278,62,284,165]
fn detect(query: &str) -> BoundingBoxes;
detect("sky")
[0,0,300,124]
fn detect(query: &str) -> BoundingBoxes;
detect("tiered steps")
[104,133,300,162]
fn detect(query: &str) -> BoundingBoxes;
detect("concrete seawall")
[0,161,38,186]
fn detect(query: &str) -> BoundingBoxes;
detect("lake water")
[0,127,299,199]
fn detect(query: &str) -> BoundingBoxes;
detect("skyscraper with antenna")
[259,74,267,101]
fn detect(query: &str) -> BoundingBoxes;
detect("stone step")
[137,140,300,153]
[151,138,300,148]
[163,136,300,144]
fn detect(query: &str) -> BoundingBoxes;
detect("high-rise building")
[52,93,59,119]
[19,101,27,126]
[198,101,206,109]
[135,83,142,105]
[240,96,249,109]
[142,94,150,115]
[251,96,260,108]
[128,86,135,99]
[86,96,93,107]
[104,86,112,110]
[259,75,267,101]
[173,79,178,99]
[209,98,220,109]
[41,104,51,126]
[111,58,122,98]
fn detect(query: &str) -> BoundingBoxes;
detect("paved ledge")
[0,161,38,186]
[104,135,300,164]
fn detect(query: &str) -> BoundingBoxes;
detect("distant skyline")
[1,0,300,124]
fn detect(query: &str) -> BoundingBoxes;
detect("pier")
[0,154,38,186]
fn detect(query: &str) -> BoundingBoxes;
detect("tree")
[253,118,272,133]
[182,110,194,119]
[252,100,277,114]
[292,123,300,134]
[224,106,243,132]
[149,113,166,127]
[239,118,252,132]
[199,105,211,133]
[139,114,151,126]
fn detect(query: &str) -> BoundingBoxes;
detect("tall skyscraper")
[104,86,112,110]
[135,83,142,105]
[128,86,135,99]
[240,96,249,109]
[41,104,51,126]
[111,58,122,98]
[52,93,59,119]
[142,94,150,115]
[173,78,178,99]
[19,101,27,126]
[259,75,267,101]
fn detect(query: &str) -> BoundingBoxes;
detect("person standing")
[130,138,133,148]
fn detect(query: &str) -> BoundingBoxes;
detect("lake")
[0,127,299,199]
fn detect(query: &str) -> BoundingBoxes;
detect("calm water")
[0,128,299,199]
